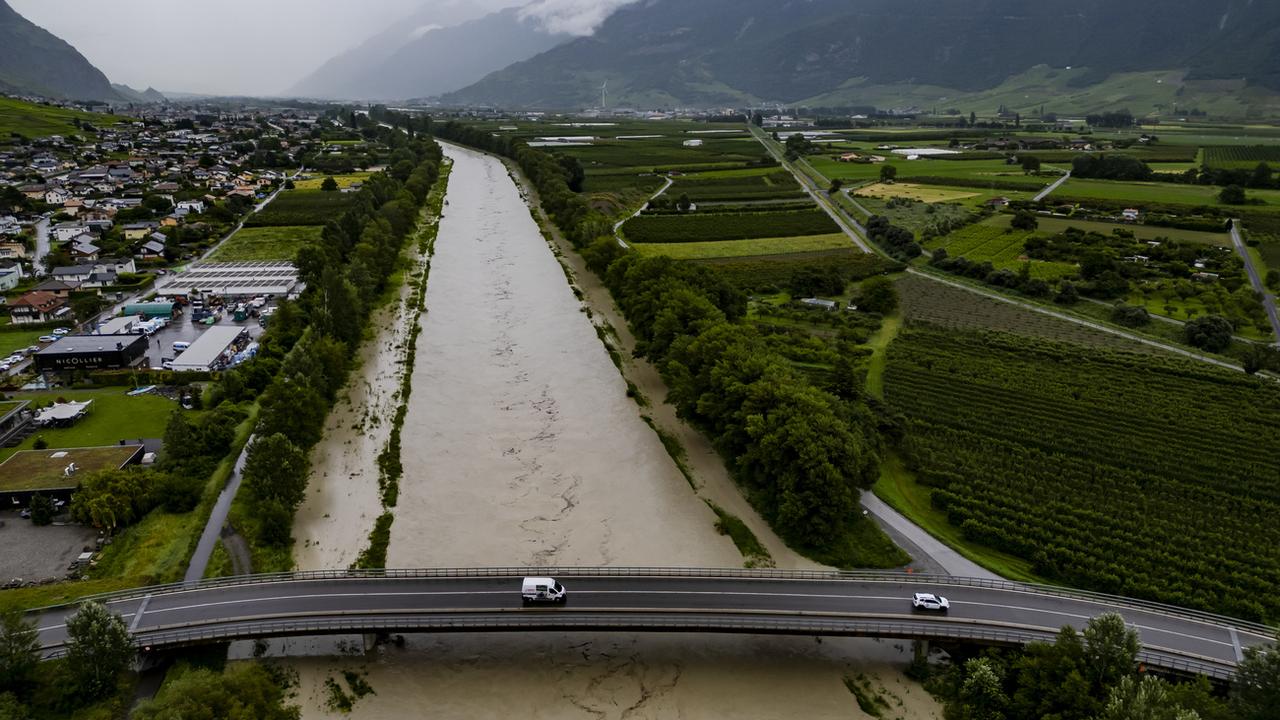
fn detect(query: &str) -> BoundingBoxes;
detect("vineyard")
[671,170,806,202]
[621,209,839,244]
[1203,145,1280,169]
[632,233,849,260]
[245,190,355,227]
[896,274,1165,352]
[697,249,894,291]
[883,327,1280,621]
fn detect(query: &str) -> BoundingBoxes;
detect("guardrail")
[39,610,1238,679]
[34,567,1274,637]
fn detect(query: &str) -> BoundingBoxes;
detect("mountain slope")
[446,0,1280,109]
[288,5,568,101]
[0,0,119,101]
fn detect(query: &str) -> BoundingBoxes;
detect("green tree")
[1097,676,1202,720]
[828,178,844,194]
[1011,627,1099,720]
[1112,303,1151,328]
[320,176,339,192]
[242,433,309,508]
[0,610,39,698]
[1020,155,1042,173]
[28,493,53,526]
[65,602,134,700]
[0,694,27,720]
[1083,613,1140,692]
[1233,633,1280,720]
[859,276,899,314]
[1011,210,1039,231]
[71,294,105,322]
[1218,185,1246,205]
[133,664,300,720]
[1183,315,1234,352]
[880,164,898,183]
[951,657,1009,720]
[1250,162,1272,189]
[676,193,692,212]
[71,469,148,531]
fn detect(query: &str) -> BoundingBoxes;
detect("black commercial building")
[34,334,149,372]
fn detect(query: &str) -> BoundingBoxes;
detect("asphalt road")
[30,572,1272,677]
[1230,221,1280,343]
[1034,171,1072,202]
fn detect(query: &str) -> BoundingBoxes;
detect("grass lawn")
[632,233,851,260]
[1,389,179,463]
[927,217,1078,280]
[0,446,141,492]
[873,452,1045,583]
[209,225,323,262]
[293,172,372,191]
[0,328,52,358]
[855,182,980,203]
[88,511,203,585]
[864,313,902,401]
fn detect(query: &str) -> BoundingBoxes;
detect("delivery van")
[521,577,567,605]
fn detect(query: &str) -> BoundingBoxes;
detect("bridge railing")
[38,610,1240,679]
[30,567,1275,636]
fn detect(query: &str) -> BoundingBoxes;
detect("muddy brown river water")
[289,144,940,719]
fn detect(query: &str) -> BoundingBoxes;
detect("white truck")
[521,577,567,605]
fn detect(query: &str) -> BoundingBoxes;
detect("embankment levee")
[282,141,941,719]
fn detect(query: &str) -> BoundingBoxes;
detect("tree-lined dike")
[286,143,941,718]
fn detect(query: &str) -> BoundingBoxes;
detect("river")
[289,143,940,719]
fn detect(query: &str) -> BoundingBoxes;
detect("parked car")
[38,336,57,343]
[52,328,70,336]
[521,577,567,605]
[911,592,950,612]
[0,363,11,372]
[25,346,40,354]
[5,355,22,365]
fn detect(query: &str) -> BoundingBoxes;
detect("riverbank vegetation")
[214,137,445,572]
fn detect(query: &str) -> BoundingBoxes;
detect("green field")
[292,172,372,191]
[209,225,323,261]
[633,233,851,260]
[1057,178,1280,210]
[245,190,355,227]
[811,156,1054,189]
[926,218,1077,280]
[884,327,1280,620]
[1,389,178,463]
[0,327,49,358]
[0,97,127,139]
[1017,214,1232,246]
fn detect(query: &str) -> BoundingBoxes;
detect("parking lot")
[0,510,100,584]
[135,306,268,370]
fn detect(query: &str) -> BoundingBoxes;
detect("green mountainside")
[446,0,1280,115]
[0,0,120,101]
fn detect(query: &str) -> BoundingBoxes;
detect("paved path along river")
[286,143,942,719]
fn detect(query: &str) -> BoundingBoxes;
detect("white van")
[172,341,190,354]
[521,577,567,605]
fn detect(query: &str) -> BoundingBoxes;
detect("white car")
[912,592,950,612]
[0,363,11,373]
[38,336,57,343]
[5,355,22,365]
[25,346,39,354]
[52,328,70,336]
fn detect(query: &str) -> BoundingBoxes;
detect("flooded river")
[291,143,940,719]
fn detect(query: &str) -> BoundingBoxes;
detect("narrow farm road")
[613,176,674,248]
[860,492,1000,579]
[1033,170,1071,202]
[1230,220,1280,343]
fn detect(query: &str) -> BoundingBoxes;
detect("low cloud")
[518,0,640,36]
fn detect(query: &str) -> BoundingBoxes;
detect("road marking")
[129,595,152,633]
[1231,628,1244,662]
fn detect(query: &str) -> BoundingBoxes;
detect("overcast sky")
[8,0,510,96]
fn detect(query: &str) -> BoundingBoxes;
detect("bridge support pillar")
[913,639,929,664]
[362,634,379,654]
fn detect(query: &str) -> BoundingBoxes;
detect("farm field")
[811,155,1055,189]
[292,172,371,190]
[670,168,806,202]
[854,183,979,203]
[697,249,894,292]
[632,233,850,260]
[854,197,977,237]
[895,274,1164,352]
[926,219,1077,280]
[884,327,1280,621]
[1057,178,1280,210]
[1009,214,1233,246]
[244,189,355,226]
[621,208,838,244]
[0,97,126,138]
[209,225,323,262]
[1202,145,1280,169]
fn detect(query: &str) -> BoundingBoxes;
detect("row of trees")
[935,613,1278,720]
[209,139,444,558]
